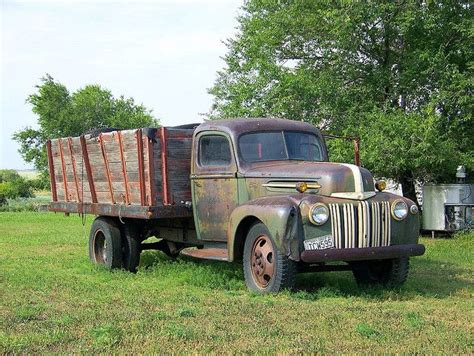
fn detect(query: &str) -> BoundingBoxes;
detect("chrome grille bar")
[329,201,391,249]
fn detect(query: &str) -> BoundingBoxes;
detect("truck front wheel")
[351,257,410,288]
[89,217,122,269]
[243,222,296,293]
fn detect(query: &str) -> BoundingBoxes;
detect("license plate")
[304,235,334,250]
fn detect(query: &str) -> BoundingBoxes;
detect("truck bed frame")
[47,126,197,220]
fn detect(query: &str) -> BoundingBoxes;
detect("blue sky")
[1,0,242,169]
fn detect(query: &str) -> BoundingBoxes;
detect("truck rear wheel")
[243,222,296,293]
[351,257,410,288]
[121,224,141,273]
[89,217,122,269]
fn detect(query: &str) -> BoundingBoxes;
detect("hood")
[242,161,376,200]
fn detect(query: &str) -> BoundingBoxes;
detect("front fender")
[227,196,303,262]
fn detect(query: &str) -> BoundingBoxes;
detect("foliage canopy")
[14,75,159,174]
[209,1,473,197]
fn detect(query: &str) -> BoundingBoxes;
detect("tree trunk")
[399,172,419,207]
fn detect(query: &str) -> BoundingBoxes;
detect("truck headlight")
[309,203,329,225]
[391,200,408,221]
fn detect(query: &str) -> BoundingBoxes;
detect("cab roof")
[195,118,322,138]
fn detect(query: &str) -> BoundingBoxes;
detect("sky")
[0,0,242,170]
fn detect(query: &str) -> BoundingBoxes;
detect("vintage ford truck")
[47,118,425,293]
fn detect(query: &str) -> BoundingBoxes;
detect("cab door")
[191,132,238,242]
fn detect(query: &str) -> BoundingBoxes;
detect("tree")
[209,1,473,200]
[0,170,34,205]
[14,75,159,175]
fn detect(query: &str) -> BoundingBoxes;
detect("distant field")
[0,212,472,353]
[16,170,39,180]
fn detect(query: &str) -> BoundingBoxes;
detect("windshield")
[239,131,324,163]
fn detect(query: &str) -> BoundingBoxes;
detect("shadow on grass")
[294,258,473,300]
[139,250,472,300]
[139,250,244,290]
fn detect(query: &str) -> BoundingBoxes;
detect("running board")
[180,247,228,261]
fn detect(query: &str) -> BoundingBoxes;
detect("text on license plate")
[304,235,334,250]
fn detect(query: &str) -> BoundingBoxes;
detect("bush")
[0,170,34,204]
[30,172,51,191]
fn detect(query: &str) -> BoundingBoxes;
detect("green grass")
[0,212,472,353]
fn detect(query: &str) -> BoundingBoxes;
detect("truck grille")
[329,202,391,248]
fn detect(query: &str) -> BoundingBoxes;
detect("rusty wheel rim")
[93,230,107,264]
[250,234,275,288]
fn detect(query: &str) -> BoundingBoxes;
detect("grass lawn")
[0,212,472,353]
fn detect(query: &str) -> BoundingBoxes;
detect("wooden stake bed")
[46,127,195,220]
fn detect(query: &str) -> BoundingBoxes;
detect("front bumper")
[300,244,425,263]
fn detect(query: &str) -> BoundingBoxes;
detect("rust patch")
[80,135,97,203]
[300,244,425,263]
[67,137,81,202]
[57,138,69,201]
[181,247,228,261]
[46,140,57,202]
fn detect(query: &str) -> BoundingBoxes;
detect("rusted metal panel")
[194,176,239,242]
[136,129,146,206]
[67,137,81,202]
[117,131,130,204]
[147,136,156,206]
[80,135,97,203]
[227,195,302,262]
[181,247,228,261]
[46,140,58,202]
[98,133,115,204]
[159,127,170,205]
[166,129,193,204]
[57,138,69,201]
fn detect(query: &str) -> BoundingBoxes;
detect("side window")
[199,135,232,166]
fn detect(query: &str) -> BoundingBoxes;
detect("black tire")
[121,224,141,273]
[89,217,122,269]
[243,222,297,293]
[351,257,410,288]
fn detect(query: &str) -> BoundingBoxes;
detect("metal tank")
[422,167,474,232]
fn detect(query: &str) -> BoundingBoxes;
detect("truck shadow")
[140,251,472,300]
[294,258,472,300]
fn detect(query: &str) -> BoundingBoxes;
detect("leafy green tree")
[14,74,159,175]
[209,1,473,199]
[0,170,34,204]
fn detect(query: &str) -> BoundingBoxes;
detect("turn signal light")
[375,180,386,191]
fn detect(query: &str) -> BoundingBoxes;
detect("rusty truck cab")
[190,118,424,292]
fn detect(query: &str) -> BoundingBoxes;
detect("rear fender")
[227,196,303,262]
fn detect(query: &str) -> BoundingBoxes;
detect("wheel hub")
[250,234,275,288]
[93,230,107,264]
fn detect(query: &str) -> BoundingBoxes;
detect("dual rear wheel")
[89,217,141,272]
